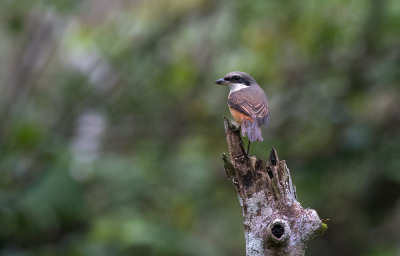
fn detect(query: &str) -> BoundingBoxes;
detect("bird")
[216,71,270,154]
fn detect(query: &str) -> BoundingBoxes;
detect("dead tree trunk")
[222,118,326,256]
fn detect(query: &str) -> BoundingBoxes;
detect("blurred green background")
[0,0,399,255]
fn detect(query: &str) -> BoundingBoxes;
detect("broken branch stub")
[222,118,326,256]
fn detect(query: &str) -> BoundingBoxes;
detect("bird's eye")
[232,75,241,82]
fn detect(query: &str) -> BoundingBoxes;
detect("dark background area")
[0,0,399,255]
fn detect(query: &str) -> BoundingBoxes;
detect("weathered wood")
[222,118,326,256]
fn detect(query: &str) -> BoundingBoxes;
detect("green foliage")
[0,0,399,255]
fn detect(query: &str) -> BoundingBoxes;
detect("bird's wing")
[228,86,269,125]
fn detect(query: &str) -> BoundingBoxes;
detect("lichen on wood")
[222,118,326,256]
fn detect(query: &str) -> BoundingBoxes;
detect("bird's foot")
[234,154,246,162]
[232,122,240,131]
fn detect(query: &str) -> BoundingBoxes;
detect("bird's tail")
[241,119,263,142]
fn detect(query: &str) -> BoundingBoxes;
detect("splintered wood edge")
[222,120,326,255]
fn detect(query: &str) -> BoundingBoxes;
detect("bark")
[222,118,326,256]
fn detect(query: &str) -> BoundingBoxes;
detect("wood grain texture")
[222,118,326,256]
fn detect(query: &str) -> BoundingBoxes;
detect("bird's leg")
[246,141,251,155]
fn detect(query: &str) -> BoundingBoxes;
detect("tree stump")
[222,118,326,256]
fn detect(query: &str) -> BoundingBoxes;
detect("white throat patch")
[229,83,248,93]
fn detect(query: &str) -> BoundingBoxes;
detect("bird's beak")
[216,78,229,85]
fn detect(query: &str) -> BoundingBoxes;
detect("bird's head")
[216,71,258,92]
